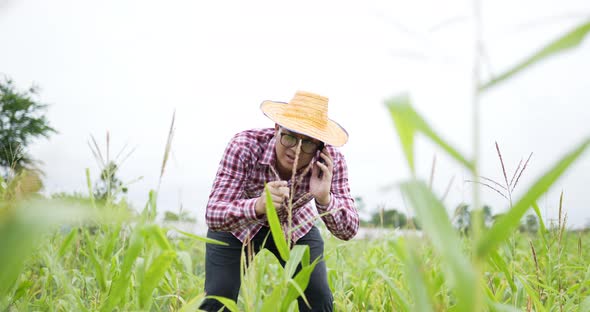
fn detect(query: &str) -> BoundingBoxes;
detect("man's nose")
[288,139,302,152]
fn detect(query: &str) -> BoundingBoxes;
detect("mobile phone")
[316,144,325,178]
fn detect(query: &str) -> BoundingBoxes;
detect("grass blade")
[284,245,310,278]
[142,224,173,250]
[401,180,477,312]
[58,228,78,258]
[531,202,547,234]
[373,268,410,311]
[391,239,434,312]
[83,230,107,292]
[385,93,417,173]
[386,95,474,174]
[174,227,228,246]
[205,296,239,312]
[100,226,145,312]
[178,293,206,312]
[481,21,590,91]
[478,137,589,258]
[265,185,289,261]
[138,250,176,309]
[280,257,321,311]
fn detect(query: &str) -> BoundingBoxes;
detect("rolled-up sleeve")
[316,151,359,240]
[205,136,260,232]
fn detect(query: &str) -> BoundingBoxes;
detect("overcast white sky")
[1,0,589,227]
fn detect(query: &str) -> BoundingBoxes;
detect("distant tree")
[88,132,136,203]
[94,161,128,201]
[452,204,496,235]
[370,208,407,228]
[522,214,539,234]
[0,78,56,175]
[453,203,471,235]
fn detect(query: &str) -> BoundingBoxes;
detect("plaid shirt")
[205,128,359,243]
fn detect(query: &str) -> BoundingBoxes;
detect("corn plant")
[385,18,590,311]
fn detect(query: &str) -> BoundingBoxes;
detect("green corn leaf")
[0,198,99,297]
[386,95,474,174]
[265,185,290,261]
[261,284,287,312]
[400,180,477,312]
[284,245,310,278]
[176,251,193,273]
[488,249,516,293]
[481,21,590,92]
[205,296,239,312]
[143,224,173,250]
[84,230,107,292]
[478,137,589,258]
[373,269,410,311]
[531,201,549,247]
[173,227,228,246]
[102,224,121,260]
[386,93,417,173]
[516,275,546,312]
[134,257,146,291]
[138,250,176,309]
[488,302,522,312]
[178,293,206,312]
[100,226,145,312]
[391,238,434,312]
[58,228,78,258]
[280,257,321,311]
[531,201,547,233]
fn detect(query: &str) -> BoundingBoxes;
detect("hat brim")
[261,100,348,147]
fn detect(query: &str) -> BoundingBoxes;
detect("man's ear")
[274,123,279,131]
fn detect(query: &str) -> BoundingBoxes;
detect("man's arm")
[315,151,359,240]
[205,137,260,232]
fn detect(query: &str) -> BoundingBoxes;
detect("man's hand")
[255,180,289,216]
[310,149,333,206]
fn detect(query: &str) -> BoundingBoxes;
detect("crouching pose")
[200,90,359,312]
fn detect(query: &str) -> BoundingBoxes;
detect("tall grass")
[385,18,590,311]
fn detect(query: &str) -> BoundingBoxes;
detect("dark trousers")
[199,226,333,312]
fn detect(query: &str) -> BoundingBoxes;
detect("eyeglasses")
[279,131,323,154]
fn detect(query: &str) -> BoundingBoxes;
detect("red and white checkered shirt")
[205,128,359,243]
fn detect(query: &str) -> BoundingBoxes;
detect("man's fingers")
[270,193,284,203]
[278,186,289,198]
[267,180,288,188]
[320,152,334,171]
[269,184,289,197]
[269,187,289,198]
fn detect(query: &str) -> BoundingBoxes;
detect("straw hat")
[260,91,348,146]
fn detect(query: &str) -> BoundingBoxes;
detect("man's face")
[275,127,322,174]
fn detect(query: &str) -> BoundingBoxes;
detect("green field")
[2,196,590,312]
[2,20,589,310]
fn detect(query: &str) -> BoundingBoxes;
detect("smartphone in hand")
[316,144,325,178]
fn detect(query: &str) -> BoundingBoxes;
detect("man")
[200,90,359,311]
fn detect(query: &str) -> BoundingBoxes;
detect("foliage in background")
[88,132,137,204]
[384,18,590,311]
[0,77,56,175]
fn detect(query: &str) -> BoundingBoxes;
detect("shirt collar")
[260,134,277,166]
